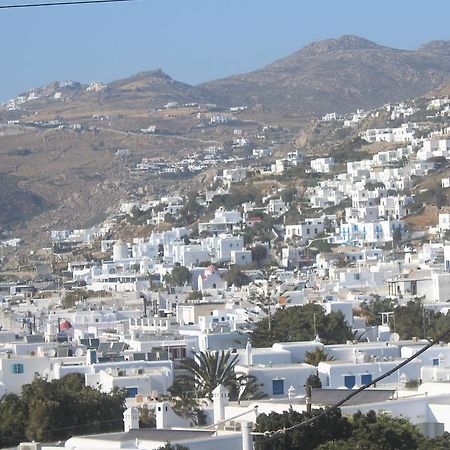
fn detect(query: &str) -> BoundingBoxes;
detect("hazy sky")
[2,0,450,100]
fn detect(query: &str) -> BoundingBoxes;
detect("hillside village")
[5,83,450,449]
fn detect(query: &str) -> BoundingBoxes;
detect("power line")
[0,0,141,10]
[254,328,450,445]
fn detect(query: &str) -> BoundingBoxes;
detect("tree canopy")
[251,304,353,347]
[166,265,192,286]
[0,373,126,447]
[304,348,335,366]
[393,298,450,340]
[223,266,251,287]
[254,408,450,450]
[360,296,397,326]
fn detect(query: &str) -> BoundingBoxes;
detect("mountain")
[15,70,208,121]
[13,36,450,120]
[6,35,450,241]
[201,35,450,116]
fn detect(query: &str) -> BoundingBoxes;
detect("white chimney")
[123,407,139,432]
[212,384,229,424]
[246,340,253,366]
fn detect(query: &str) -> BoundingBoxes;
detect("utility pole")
[305,384,312,414]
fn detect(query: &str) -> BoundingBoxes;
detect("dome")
[60,320,72,331]
[203,264,218,277]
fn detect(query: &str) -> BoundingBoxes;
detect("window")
[12,363,24,374]
[344,375,355,389]
[432,358,439,366]
[272,379,284,395]
[361,374,372,385]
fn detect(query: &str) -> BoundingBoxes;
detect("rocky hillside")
[5,35,450,239]
[202,35,450,116]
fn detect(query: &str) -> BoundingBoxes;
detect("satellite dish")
[75,348,84,357]
[48,348,56,357]
[390,333,400,343]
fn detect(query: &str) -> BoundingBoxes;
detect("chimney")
[212,384,229,424]
[123,407,139,432]
[86,349,97,365]
[246,340,253,366]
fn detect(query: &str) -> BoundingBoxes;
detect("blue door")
[126,387,138,398]
[344,375,356,389]
[361,374,372,385]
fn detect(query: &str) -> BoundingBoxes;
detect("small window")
[272,379,284,395]
[432,358,439,366]
[12,363,24,374]
[361,374,372,385]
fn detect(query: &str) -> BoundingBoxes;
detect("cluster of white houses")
[9,98,450,449]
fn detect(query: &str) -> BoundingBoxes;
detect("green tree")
[360,297,397,326]
[393,299,424,339]
[187,290,203,301]
[337,410,424,450]
[254,407,352,450]
[179,350,239,399]
[251,304,353,347]
[139,405,156,428]
[18,374,126,443]
[305,373,322,388]
[392,227,403,248]
[392,298,450,340]
[230,374,267,403]
[0,394,27,447]
[178,350,265,401]
[223,266,251,287]
[304,348,335,366]
[255,408,443,450]
[251,245,268,268]
[167,265,192,286]
[177,192,204,225]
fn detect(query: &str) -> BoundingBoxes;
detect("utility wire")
[0,0,141,10]
[254,328,450,445]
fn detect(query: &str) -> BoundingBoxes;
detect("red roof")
[60,320,72,331]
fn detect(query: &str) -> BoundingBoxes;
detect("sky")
[2,0,450,101]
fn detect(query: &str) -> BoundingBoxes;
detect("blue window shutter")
[344,375,356,389]
[272,379,284,395]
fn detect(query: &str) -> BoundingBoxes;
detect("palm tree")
[304,348,335,366]
[232,373,267,403]
[180,350,239,399]
[179,350,266,401]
